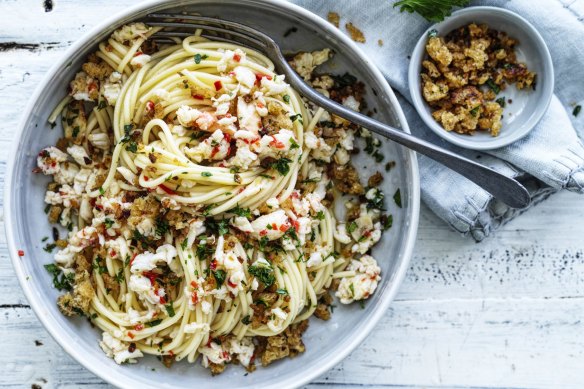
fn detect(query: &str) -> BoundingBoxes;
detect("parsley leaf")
[44,263,75,291]
[248,263,275,287]
[347,221,358,234]
[212,269,227,288]
[231,205,251,218]
[269,157,292,176]
[393,0,470,22]
[393,189,402,208]
[165,303,176,317]
[485,79,501,94]
[146,319,163,327]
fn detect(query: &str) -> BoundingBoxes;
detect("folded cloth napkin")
[288,0,584,241]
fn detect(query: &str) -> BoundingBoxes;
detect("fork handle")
[284,67,530,208]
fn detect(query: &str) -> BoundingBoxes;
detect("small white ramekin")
[408,6,554,150]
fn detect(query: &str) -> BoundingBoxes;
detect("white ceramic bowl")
[408,6,554,150]
[5,1,420,388]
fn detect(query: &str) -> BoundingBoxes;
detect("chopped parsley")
[248,263,275,287]
[283,94,290,103]
[180,239,188,251]
[193,53,208,64]
[366,189,385,210]
[276,288,289,295]
[115,268,125,283]
[241,315,252,325]
[104,218,114,229]
[212,269,227,288]
[205,218,229,236]
[43,243,56,253]
[393,189,402,208]
[196,240,214,261]
[155,217,170,237]
[315,210,325,220]
[202,204,215,216]
[201,171,213,177]
[146,319,163,327]
[126,141,138,153]
[383,214,394,230]
[231,205,251,218]
[364,137,375,154]
[289,138,300,149]
[269,157,292,176]
[165,303,176,317]
[289,113,303,124]
[485,79,500,94]
[93,256,108,274]
[44,263,74,291]
[347,221,358,234]
[372,150,384,162]
[574,105,582,117]
[469,106,480,117]
[496,97,506,108]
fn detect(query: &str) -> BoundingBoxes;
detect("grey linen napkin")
[288,0,584,241]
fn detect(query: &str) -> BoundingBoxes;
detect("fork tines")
[145,13,266,49]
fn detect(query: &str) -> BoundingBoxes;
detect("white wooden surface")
[2,1,584,388]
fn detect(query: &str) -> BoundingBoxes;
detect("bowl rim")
[4,1,420,388]
[408,5,555,151]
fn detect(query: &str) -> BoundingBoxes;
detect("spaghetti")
[37,22,392,373]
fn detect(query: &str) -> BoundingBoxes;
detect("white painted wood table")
[2,1,584,388]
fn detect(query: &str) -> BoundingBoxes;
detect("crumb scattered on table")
[346,22,366,43]
[378,39,384,47]
[327,12,340,28]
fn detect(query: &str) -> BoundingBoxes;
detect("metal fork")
[145,13,530,209]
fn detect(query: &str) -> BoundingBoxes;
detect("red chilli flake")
[143,271,158,285]
[146,100,155,112]
[134,51,143,57]
[134,324,144,331]
[259,230,268,237]
[128,332,135,339]
[192,94,205,100]
[233,53,241,62]
[279,224,290,232]
[210,260,218,271]
[17,250,25,257]
[214,80,223,91]
[159,184,176,195]
[159,296,167,304]
[228,279,237,288]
